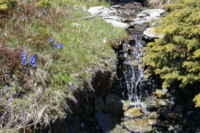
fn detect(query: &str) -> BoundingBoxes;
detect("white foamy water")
[123,35,148,114]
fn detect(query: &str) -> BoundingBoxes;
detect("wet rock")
[95,112,118,133]
[109,124,130,133]
[145,96,159,111]
[143,27,164,39]
[147,112,160,119]
[124,107,143,118]
[148,119,166,127]
[122,119,153,133]
[95,97,104,112]
[104,94,123,116]
[154,89,168,98]
[122,101,130,111]
[157,99,168,107]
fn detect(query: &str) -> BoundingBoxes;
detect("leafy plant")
[144,0,200,106]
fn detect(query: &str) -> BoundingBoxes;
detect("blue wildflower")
[49,38,64,49]
[21,51,26,60]
[48,38,54,43]
[55,44,60,49]
[51,43,56,47]
[22,60,27,65]
[29,54,37,67]
[60,44,64,49]
[21,52,27,65]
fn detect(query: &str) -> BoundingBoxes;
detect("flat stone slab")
[88,6,129,29]
[122,119,153,133]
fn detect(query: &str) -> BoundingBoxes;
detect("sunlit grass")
[0,0,127,131]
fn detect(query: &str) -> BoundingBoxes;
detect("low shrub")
[144,0,200,107]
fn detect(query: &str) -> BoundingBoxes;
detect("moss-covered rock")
[124,107,144,118]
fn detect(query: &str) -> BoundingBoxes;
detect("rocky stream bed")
[46,1,200,133]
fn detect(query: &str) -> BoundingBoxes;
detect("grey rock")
[88,6,129,29]
[131,9,165,25]
[122,119,153,133]
[138,9,165,18]
[143,27,164,39]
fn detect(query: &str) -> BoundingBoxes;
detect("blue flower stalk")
[29,54,37,67]
[21,52,27,65]
[48,38,64,49]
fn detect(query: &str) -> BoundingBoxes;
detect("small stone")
[157,99,168,107]
[168,125,175,131]
[122,119,153,133]
[72,23,82,27]
[148,119,166,127]
[147,112,160,119]
[124,107,143,118]
[122,101,130,111]
[154,89,168,98]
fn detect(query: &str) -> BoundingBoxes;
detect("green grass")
[0,0,127,132]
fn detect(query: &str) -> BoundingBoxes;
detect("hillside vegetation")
[144,0,200,107]
[0,0,126,132]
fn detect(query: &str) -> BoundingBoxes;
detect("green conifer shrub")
[144,0,200,107]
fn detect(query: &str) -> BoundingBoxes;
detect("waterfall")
[121,34,148,113]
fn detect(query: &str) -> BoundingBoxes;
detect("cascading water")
[118,34,149,113]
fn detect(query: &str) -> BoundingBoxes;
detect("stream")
[47,1,200,133]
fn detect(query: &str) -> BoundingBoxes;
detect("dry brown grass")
[0,46,67,131]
